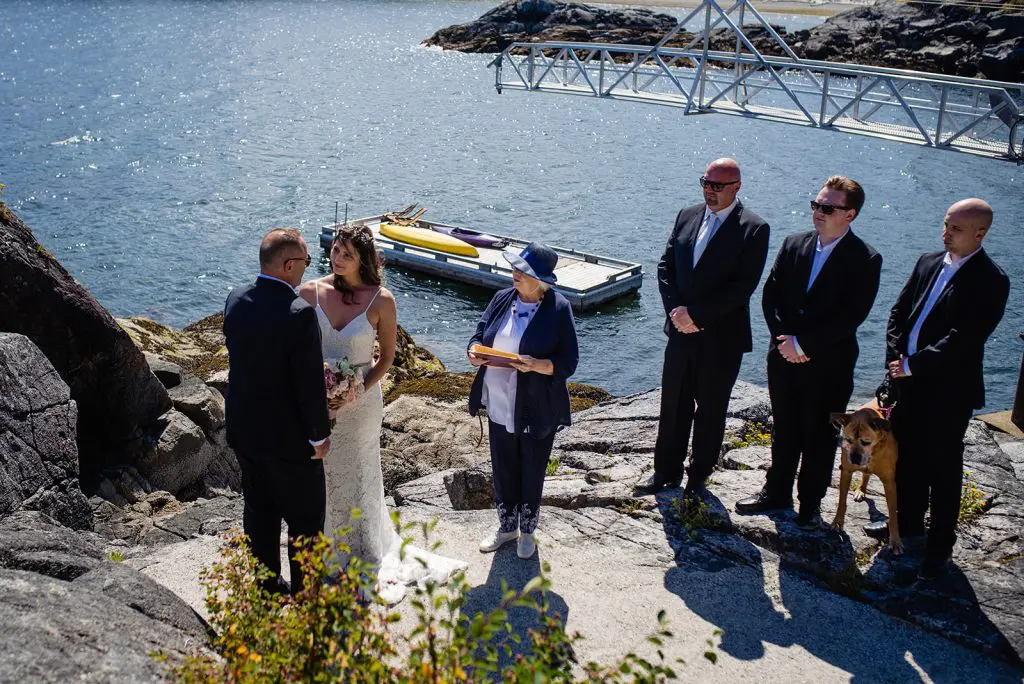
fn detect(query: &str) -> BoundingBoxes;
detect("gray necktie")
[693,213,719,265]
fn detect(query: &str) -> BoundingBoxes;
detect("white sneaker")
[479,528,519,553]
[517,532,537,559]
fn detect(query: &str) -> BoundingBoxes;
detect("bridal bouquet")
[324,357,364,418]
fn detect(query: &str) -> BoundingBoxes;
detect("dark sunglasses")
[285,254,312,267]
[810,200,850,215]
[699,176,740,192]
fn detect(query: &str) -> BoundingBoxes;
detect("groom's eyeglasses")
[285,254,312,267]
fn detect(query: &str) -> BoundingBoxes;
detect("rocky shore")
[424,0,1024,82]
[3,199,1024,679]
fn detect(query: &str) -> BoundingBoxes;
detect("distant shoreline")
[584,0,865,17]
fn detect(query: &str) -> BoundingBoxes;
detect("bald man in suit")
[865,198,1009,581]
[639,158,770,499]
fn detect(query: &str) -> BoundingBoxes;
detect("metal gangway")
[489,0,1024,162]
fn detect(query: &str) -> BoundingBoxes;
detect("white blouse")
[481,297,541,433]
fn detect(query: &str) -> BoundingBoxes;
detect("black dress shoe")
[635,471,682,494]
[735,489,793,514]
[795,506,822,530]
[863,519,926,541]
[917,555,951,581]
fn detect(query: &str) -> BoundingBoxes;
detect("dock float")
[318,214,643,311]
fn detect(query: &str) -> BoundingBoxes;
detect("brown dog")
[830,404,902,554]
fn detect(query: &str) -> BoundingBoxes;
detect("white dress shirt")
[792,229,849,358]
[902,247,982,375]
[481,297,541,433]
[692,198,738,266]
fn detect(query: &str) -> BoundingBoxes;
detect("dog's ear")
[830,412,851,429]
[869,416,891,433]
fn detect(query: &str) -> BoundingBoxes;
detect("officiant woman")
[467,242,579,561]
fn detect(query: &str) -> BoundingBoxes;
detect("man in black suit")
[865,198,1009,580]
[736,176,881,529]
[639,158,770,498]
[224,228,332,595]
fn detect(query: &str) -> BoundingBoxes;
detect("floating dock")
[319,214,643,311]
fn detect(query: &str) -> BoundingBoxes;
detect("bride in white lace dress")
[298,225,467,604]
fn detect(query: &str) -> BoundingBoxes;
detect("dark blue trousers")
[488,420,555,534]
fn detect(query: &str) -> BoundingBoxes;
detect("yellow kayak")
[379,222,479,258]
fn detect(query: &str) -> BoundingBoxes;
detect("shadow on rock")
[657,490,959,681]
[461,546,570,673]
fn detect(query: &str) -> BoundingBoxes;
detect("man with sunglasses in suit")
[224,228,332,595]
[639,158,770,499]
[865,198,1009,580]
[736,176,881,529]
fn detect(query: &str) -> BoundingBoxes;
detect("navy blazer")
[223,277,332,463]
[887,249,1009,409]
[657,201,770,352]
[468,288,579,439]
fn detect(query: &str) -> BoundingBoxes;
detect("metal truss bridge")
[489,0,1024,162]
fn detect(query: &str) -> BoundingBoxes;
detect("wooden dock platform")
[318,215,643,311]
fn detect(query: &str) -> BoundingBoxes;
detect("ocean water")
[2,0,1021,407]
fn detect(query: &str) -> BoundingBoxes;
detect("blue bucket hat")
[503,242,558,285]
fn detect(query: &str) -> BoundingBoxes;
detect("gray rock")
[722,445,772,471]
[396,390,1024,662]
[393,470,457,512]
[72,563,210,638]
[205,368,229,397]
[136,409,216,496]
[167,371,225,437]
[0,205,172,478]
[144,352,183,389]
[0,334,92,530]
[381,395,489,493]
[0,510,105,580]
[0,568,205,682]
[200,427,241,493]
[141,495,242,545]
[444,465,496,510]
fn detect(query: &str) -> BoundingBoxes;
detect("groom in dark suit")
[736,176,881,528]
[639,158,770,498]
[224,228,332,595]
[866,198,1009,580]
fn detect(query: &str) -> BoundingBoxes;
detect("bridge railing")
[490,0,1024,162]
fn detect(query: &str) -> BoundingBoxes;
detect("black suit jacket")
[468,287,579,439]
[223,277,331,462]
[657,201,770,352]
[887,249,1010,409]
[762,230,882,367]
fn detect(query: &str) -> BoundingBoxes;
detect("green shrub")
[670,496,722,539]
[546,455,561,476]
[108,550,127,562]
[958,470,989,528]
[161,517,690,682]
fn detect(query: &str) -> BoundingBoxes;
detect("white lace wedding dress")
[314,286,467,604]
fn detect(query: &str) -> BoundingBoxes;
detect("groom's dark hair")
[259,228,304,268]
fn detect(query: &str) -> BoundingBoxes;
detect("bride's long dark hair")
[331,224,384,304]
